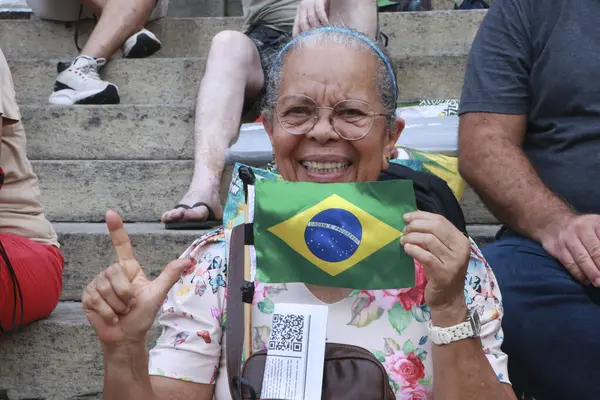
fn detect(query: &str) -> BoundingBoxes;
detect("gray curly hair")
[261,26,398,130]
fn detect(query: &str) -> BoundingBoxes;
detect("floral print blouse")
[148,228,509,399]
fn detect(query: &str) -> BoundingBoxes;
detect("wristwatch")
[427,309,481,345]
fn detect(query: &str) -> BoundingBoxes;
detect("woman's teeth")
[301,161,350,173]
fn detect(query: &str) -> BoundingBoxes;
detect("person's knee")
[330,0,377,10]
[208,31,259,70]
[328,0,378,38]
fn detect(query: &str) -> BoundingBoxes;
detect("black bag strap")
[226,224,247,399]
[226,224,259,400]
[378,163,468,234]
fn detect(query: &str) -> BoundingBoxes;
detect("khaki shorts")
[26,0,169,22]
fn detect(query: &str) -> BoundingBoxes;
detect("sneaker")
[48,56,120,105]
[122,28,162,58]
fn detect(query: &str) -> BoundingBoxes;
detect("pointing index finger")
[105,210,140,278]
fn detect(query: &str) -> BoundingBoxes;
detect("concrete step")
[9,54,467,106]
[0,11,486,59]
[53,222,500,301]
[10,58,206,106]
[0,0,229,18]
[167,0,226,17]
[19,106,464,161]
[21,105,196,160]
[32,160,232,222]
[54,222,210,301]
[434,0,495,9]
[28,160,495,224]
[0,302,160,400]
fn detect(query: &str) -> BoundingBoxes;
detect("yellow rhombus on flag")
[268,194,403,276]
[252,180,418,290]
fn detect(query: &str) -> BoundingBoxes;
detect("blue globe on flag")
[304,208,363,262]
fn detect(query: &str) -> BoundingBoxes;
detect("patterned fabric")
[396,99,460,118]
[222,164,281,232]
[148,229,509,399]
[392,147,465,200]
[394,99,465,200]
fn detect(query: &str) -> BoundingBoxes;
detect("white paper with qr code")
[261,303,328,400]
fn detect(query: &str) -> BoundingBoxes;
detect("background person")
[0,47,64,332]
[26,0,168,105]
[459,0,600,398]
[161,0,380,230]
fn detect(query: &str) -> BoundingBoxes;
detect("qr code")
[268,313,305,352]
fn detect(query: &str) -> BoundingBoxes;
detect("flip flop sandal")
[164,202,223,230]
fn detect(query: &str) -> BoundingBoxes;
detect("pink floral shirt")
[149,229,509,399]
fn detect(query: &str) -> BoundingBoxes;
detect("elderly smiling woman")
[83,28,517,399]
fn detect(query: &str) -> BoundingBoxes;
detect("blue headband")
[272,26,398,104]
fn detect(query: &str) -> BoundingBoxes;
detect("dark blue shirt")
[460,0,600,214]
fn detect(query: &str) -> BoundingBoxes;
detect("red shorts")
[0,233,64,332]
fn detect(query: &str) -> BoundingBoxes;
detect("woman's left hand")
[401,211,471,313]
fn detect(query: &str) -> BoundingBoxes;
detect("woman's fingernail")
[129,297,137,306]
[593,278,600,287]
[112,316,119,324]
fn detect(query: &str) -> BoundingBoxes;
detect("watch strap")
[427,319,475,345]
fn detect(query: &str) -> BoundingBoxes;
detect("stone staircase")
[0,9,497,399]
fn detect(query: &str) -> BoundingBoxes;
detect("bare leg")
[80,0,154,59]
[161,31,265,224]
[328,0,379,39]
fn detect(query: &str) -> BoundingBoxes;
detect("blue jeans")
[484,231,600,400]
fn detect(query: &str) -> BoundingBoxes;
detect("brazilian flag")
[252,179,417,290]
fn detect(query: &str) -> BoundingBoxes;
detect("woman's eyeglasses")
[275,94,390,141]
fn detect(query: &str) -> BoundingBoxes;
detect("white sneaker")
[122,29,162,58]
[49,56,120,105]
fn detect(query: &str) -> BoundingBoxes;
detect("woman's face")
[264,43,404,183]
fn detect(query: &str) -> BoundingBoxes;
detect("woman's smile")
[299,157,353,182]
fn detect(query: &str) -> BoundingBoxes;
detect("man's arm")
[457,0,600,284]
[459,112,600,284]
[456,0,565,239]
[458,112,574,242]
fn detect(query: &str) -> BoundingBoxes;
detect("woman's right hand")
[82,210,192,347]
